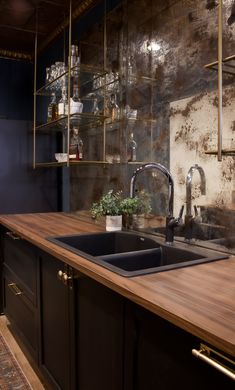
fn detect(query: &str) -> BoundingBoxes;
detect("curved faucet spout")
[186,164,206,217]
[130,162,174,217]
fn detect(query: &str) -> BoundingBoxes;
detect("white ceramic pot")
[133,214,145,229]
[106,215,122,231]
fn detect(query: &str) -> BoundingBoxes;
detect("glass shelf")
[205,149,235,156]
[35,112,108,132]
[35,160,149,168]
[35,160,111,168]
[204,54,235,76]
[36,64,108,96]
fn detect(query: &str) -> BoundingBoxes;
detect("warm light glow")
[147,41,161,52]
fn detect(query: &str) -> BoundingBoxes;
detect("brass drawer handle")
[192,344,235,381]
[8,283,23,296]
[6,231,21,240]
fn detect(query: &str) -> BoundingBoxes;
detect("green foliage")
[120,190,152,216]
[91,190,123,218]
[91,189,152,219]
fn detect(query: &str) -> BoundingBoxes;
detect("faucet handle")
[194,205,202,223]
[179,205,184,220]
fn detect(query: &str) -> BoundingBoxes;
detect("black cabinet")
[2,230,39,361]
[124,301,234,390]
[39,251,76,390]
[75,276,124,390]
[1,228,233,389]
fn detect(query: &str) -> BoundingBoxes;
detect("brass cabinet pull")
[62,273,72,282]
[8,283,23,296]
[6,231,21,240]
[57,270,64,280]
[192,344,235,381]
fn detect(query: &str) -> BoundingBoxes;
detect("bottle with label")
[69,127,83,160]
[47,92,58,122]
[58,86,68,117]
[107,93,120,122]
[128,132,137,162]
[77,134,84,160]
[70,84,83,115]
[69,44,80,77]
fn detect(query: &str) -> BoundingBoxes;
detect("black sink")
[209,236,235,249]
[52,231,159,256]
[48,231,228,277]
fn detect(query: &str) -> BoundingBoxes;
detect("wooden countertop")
[0,212,234,357]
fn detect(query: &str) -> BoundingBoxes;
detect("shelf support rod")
[67,0,72,168]
[33,10,38,169]
[217,0,223,161]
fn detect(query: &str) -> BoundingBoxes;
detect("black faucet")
[130,162,183,244]
[185,164,206,242]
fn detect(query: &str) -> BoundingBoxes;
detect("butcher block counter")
[0,212,234,360]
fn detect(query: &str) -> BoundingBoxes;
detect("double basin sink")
[48,231,228,277]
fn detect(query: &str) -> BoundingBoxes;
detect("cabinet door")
[39,252,75,390]
[124,301,234,390]
[3,266,38,360]
[2,229,39,361]
[75,276,124,390]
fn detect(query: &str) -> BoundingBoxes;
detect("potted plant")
[120,190,152,229]
[90,190,123,231]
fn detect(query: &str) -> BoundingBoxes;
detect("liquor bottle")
[70,84,83,115]
[77,133,84,160]
[47,92,58,122]
[108,93,120,122]
[128,132,137,162]
[58,86,68,117]
[69,44,80,77]
[69,127,83,160]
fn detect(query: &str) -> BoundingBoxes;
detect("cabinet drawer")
[3,267,38,360]
[3,231,37,300]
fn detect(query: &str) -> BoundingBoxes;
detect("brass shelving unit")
[33,0,157,168]
[204,0,235,160]
[205,149,235,156]
[33,0,110,168]
[204,54,235,76]
[35,112,108,132]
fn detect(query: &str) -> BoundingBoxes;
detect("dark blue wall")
[0,58,58,214]
[0,58,33,121]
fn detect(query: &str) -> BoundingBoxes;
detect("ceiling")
[0,0,97,60]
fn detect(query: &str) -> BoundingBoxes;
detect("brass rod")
[192,346,235,381]
[103,0,107,161]
[33,25,38,169]
[67,0,72,168]
[217,0,223,161]
[205,53,235,68]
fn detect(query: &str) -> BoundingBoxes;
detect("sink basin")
[51,231,159,256]
[209,236,235,249]
[148,223,227,241]
[48,231,228,277]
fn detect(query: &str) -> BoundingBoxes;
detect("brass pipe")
[33,28,38,169]
[217,0,223,161]
[192,344,235,381]
[103,0,107,161]
[67,0,72,168]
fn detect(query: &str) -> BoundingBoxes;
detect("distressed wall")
[70,0,235,219]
